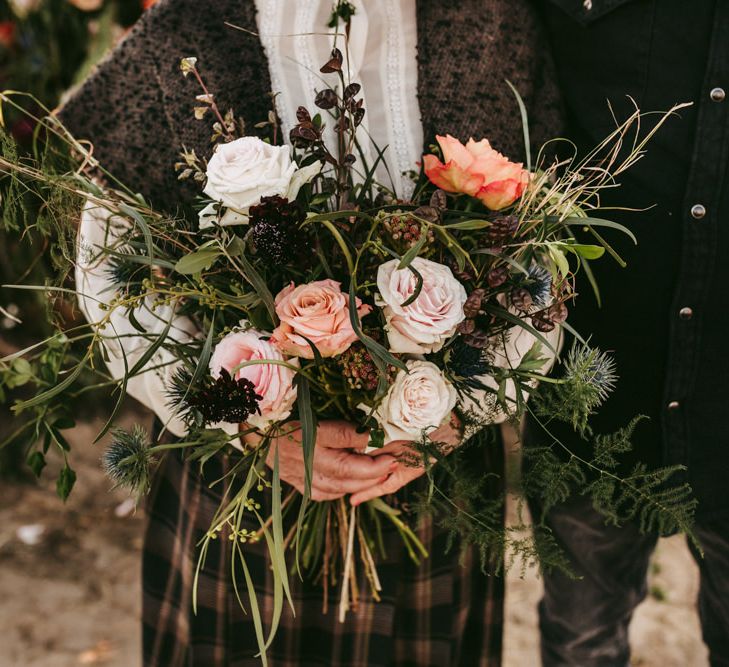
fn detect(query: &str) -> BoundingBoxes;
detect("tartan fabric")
[142,440,505,667]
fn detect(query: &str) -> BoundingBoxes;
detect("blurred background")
[0,1,711,665]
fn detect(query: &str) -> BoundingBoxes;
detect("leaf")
[13,352,89,412]
[296,376,317,499]
[473,248,530,276]
[174,247,221,275]
[236,253,277,324]
[27,451,46,478]
[397,233,428,270]
[562,216,638,245]
[517,342,548,372]
[56,464,76,502]
[271,448,295,616]
[367,429,385,449]
[562,242,605,260]
[119,203,154,267]
[506,79,531,172]
[444,219,492,231]
[294,375,317,572]
[348,283,406,372]
[400,264,424,308]
[548,246,570,278]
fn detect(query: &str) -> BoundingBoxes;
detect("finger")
[311,488,345,502]
[313,472,390,495]
[349,466,425,506]
[368,440,413,457]
[318,420,371,450]
[316,450,398,480]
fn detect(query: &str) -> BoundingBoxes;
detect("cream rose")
[365,360,457,442]
[198,137,320,227]
[271,279,371,358]
[376,257,467,354]
[209,324,298,429]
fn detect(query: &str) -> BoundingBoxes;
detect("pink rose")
[210,325,298,428]
[271,279,372,358]
[422,134,528,210]
[376,257,467,354]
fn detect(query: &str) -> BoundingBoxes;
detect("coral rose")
[209,324,298,429]
[271,280,371,358]
[422,134,528,210]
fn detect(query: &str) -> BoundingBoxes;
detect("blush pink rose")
[376,257,467,354]
[271,279,372,358]
[210,325,298,428]
[422,134,528,210]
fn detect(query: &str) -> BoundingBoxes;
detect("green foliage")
[523,415,697,547]
[532,343,617,435]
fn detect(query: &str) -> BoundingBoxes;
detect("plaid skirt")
[141,440,505,667]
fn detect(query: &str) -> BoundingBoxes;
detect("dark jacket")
[533,0,729,518]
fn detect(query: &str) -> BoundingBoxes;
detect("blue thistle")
[524,264,553,308]
[102,426,155,498]
[564,345,618,407]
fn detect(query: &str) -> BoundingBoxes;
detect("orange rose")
[422,135,528,210]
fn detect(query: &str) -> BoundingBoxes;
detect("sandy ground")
[0,409,711,667]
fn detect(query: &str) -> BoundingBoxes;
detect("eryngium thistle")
[106,249,146,296]
[447,337,491,383]
[523,264,552,308]
[564,344,618,409]
[249,195,308,265]
[188,368,262,424]
[103,426,155,498]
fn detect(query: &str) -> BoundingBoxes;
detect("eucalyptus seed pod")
[510,286,533,312]
[463,329,490,349]
[548,301,569,323]
[531,312,556,332]
[487,265,509,288]
[320,47,343,73]
[457,318,476,335]
[430,189,447,210]
[463,288,486,318]
[488,215,519,244]
[314,88,338,110]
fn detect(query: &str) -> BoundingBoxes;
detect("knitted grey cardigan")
[60,0,562,213]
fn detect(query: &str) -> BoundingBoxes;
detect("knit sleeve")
[57,0,270,213]
[416,0,564,164]
[57,1,182,211]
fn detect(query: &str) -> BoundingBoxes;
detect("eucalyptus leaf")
[174,247,221,275]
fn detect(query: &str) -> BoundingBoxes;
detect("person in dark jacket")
[527,1,729,665]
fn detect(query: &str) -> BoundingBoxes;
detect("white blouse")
[255,0,423,198]
[76,5,558,438]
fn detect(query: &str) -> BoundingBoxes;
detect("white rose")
[198,137,320,228]
[376,257,467,354]
[364,360,457,442]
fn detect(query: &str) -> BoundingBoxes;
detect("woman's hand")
[253,420,398,501]
[349,416,463,506]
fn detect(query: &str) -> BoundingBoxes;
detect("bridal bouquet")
[0,44,695,664]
